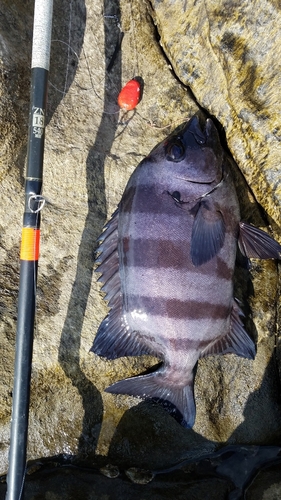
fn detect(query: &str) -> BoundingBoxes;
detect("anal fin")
[200,299,255,360]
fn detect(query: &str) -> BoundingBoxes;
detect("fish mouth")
[180,112,222,151]
[180,113,208,148]
[174,175,217,184]
[170,114,224,183]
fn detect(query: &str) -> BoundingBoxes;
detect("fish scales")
[91,113,281,428]
[118,163,237,352]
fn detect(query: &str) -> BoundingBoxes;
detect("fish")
[91,112,281,428]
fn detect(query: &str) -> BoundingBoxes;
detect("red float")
[117,78,141,111]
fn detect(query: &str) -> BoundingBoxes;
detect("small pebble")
[99,464,120,478]
[125,467,155,484]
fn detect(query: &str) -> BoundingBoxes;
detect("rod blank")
[5,1,53,499]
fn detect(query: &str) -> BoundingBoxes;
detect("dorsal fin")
[92,209,153,360]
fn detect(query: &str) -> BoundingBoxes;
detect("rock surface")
[0,0,281,498]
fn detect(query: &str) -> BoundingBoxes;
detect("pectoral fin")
[238,222,281,259]
[191,201,226,266]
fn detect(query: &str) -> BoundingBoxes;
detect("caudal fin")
[105,369,196,428]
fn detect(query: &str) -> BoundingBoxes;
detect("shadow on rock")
[58,0,122,457]
[47,0,87,121]
[227,352,281,445]
[107,399,216,471]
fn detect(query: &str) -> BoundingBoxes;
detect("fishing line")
[49,40,79,96]
[48,12,150,124]
[49,7,104,98]
[49,12,143,118]
[49,42,106,103]
[80,47,102,98]
[103,14,122,33]
[104,15,124,73]
[49,8,187,131]
[13,198,41,500]
[63,0,73,97]
[17,466,26,500]
[27,195,46,387]
[48,38,120,116]
[28,194,45,298]
[128,2,140,77]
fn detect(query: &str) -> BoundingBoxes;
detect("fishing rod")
[6,1,53,499]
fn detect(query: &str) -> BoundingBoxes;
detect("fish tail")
[105,369,196,428]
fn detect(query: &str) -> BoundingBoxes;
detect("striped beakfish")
[91,113,281,428]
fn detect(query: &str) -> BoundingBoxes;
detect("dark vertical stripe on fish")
[127,295,230,320]
[121,237,234,279]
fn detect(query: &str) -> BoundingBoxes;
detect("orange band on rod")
[20,228,40,261]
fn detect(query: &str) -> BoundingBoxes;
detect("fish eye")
[166,141,185,162]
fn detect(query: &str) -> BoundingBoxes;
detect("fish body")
[92,113,281,427]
